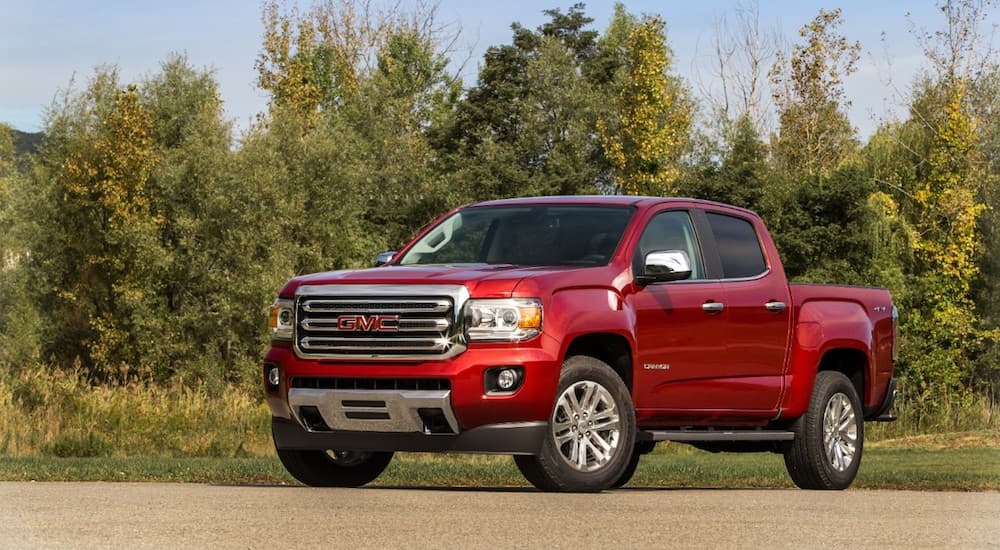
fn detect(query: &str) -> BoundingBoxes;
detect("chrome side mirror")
[374,251,397,267]
[640,250,692,283]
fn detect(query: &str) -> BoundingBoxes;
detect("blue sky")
[2,1,995,138]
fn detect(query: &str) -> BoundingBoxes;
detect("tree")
[25,71,166,380]
[697,0,778,136]
[0,124,40,368]
[902,82,992,401]
[444,5,610,200]
[770,8,860,176]
[140,55,278,384]
[970,67,1000,398]
[680,115,767,211]
[255,0,450,120]
[752,9,874,286]
[862,0,999,407]
[599,13,692,196]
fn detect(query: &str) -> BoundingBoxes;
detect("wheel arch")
[816,347,867,406]
[563,332,634,390]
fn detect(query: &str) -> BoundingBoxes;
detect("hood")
[279,264,585,298]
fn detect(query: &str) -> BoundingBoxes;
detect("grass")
[0,367,272,457]
[2,440,997,491]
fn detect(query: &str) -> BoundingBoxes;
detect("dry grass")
[868,389,998,442]
[0,368,272,457]
[868,430,1000,450]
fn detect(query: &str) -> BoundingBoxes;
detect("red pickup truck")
[264,196,897,492]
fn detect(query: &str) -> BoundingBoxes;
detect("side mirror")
[374,251,397,267]
[638,250,692,284]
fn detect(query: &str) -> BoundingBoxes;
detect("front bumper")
[272,417,547,454]
[264,337,561,453]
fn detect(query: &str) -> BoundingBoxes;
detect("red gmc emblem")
[337,314,399,332]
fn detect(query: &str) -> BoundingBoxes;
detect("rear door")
[700,211,791,410]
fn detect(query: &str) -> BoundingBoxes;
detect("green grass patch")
[3,446,997,491]
[0,457,292,484]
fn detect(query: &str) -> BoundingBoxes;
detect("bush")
[43,433,113,458]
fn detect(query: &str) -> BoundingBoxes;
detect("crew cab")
[264,196,897,492]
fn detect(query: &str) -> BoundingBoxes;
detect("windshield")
[397,205,635,267]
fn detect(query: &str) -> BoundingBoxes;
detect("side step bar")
[639,430,795,442]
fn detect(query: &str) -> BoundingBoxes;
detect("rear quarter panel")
[780,284,894,418]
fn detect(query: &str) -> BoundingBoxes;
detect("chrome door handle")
[702,302,725,314]
[765,301,787,312]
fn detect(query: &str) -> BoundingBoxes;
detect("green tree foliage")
[598,12,692,195]
[444,4,610,200]
[252,1,462,257]
[140,55,288,383]
[751,9,873,282]
[0,124,41,368]
[681,115,767,211]
[968,66,1000,398]
[859,0,998,407]
[872,80,995,404]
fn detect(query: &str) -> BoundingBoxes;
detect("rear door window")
[706,213,766,279]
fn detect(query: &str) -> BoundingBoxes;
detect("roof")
[466,195,759,216]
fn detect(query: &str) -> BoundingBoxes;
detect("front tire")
[514,355,636,492]
[273,421,393,487]
[611,441,656,489]
[783,371,864,490]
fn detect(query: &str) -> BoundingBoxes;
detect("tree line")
[0,0,996,414]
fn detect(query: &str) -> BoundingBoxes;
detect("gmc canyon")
[264,196,897,492]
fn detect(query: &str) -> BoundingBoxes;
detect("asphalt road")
[1,483,997,549]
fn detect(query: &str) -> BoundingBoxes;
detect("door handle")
[702,302,725,314]
[765,301,786,312]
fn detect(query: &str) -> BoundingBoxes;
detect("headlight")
[464,298,542,342]
[269,298,295,341]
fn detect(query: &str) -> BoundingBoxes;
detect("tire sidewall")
[806,372,865,489]
[537,355,637,492]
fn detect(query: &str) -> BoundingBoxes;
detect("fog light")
[485,366,524,394]
[497,368,519,390]
[266,366,280,389]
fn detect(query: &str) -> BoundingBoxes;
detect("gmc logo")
[337,314,399,332]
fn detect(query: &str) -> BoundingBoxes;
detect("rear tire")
[273,421,393,487]
[783,371,864,490]
[514,355,636,492]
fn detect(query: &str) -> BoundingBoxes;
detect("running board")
[639,430,795,442]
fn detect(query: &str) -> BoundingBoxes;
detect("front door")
[627,210,730,412]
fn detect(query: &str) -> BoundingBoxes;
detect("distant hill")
[12,129,43,157]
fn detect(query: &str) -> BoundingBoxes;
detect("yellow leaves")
[598,15,690,197]
[56,86,159,231]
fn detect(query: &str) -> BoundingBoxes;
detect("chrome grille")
[294,284,468,360]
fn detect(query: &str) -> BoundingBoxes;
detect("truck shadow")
[216,484,788,493]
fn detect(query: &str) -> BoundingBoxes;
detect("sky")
[2,1,996,139]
